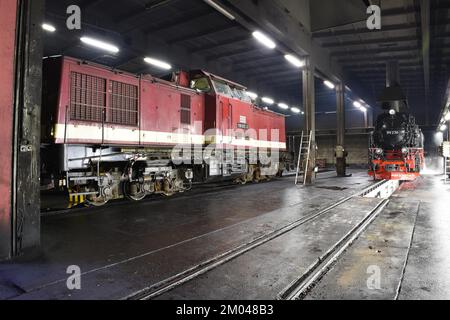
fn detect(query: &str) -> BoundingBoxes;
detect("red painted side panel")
[54,57,205,146]
[0,0,17,258]
[49,57,285,148]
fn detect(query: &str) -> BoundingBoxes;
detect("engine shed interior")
[1,0,450,304]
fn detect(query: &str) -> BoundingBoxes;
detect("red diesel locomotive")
[41,56,288,206]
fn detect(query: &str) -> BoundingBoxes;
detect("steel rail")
[125,180,388,300]
[278,198,390,300]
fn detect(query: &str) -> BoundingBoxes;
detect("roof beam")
[116,0,176,25]
[245,69,300,79]
[168,24,237,44]
[206,48,266,61]
[420,0,431,125]
[233,56,285,69]
[78,0,108,10]
[145,10,215,33]
[221,0,374,105]
[191,36,251,54]
[344,62,423,71]
[313,23,419,38]
[322,36,418,48]
[338,54,421,64]
[330,46,420,57]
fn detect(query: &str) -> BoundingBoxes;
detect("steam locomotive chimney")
[377,60,407,112]
[386,61,400,88]
[386,61,401,112]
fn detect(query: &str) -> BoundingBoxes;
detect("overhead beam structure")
[420,0,431,125]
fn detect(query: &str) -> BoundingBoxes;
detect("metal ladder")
[445,156,450,184]
[295,131,313,185]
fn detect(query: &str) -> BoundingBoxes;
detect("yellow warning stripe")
[68,194,86,209]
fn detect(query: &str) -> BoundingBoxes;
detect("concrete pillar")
[336,82,347,177]
[0,0,18,260]
[303,58,316,184]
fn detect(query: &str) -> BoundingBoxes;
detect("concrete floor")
[0,170,449,300]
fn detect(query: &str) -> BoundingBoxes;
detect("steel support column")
[336,82,347,177]
[0,0,18,260]
[13,0,44,257]
[420,0,430,126]
[336,83,345,147]
[303,58,316,185]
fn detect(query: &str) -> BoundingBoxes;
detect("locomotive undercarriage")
[42,144,284,207]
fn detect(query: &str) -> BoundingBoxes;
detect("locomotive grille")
[70,72,106,122]
[180,94,191,125]
[108,80,139,126]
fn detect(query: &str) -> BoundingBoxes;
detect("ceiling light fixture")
[252,31,276,49]
[278,103,289,110]
[262,97,275,105]
[284,54,305,68]
[204,0,235,20]
[143,57,172,70]
[246,91,258,100]
[42,23,56,32]
[80,37,119,53]
[324,80,335,89]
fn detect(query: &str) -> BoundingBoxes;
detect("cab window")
[212,80,233,96]
[190,77,211,92]
[232,88,251,103]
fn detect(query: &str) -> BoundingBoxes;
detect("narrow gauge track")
[125,179,389,300]
[40,170,337,217]
[41,179,276,217]
[278,198,390,300]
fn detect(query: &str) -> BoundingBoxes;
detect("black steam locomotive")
[369,109,424,181]
[372,110,424,150]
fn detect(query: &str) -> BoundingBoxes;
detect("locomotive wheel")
[123,180,147,202]
[86,195,109,207]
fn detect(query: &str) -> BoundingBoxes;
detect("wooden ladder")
[295,131,313,185]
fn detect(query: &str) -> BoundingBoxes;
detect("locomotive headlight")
[389,109,396,116]
[402,147,409,154]
[375,148,383,155]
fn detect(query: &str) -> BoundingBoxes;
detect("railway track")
[41,170,337,217]
[125,179,393,300]
[278,198,390,300]
[40,179,269,217]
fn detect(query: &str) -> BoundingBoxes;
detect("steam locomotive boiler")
[40,56,288,207]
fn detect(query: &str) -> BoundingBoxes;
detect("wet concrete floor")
[0,170,448,300]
